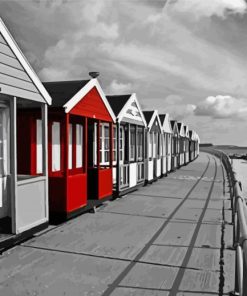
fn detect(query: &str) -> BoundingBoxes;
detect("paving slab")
[139,245,187,267]
[119,263,178,290]
[179,269,220,293]
[99,194,181,219]
[195,224,221,248]
[154,222,197,246]
[24,212,163,261]
[187,247,220,271]
[111,287,169,296]
[0,246,128,296]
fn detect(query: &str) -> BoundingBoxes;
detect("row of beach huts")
[0,18,200,250]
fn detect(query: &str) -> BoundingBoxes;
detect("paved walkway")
[0,153,235,295]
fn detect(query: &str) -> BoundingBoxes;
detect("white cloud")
[169,0,247,19]
[167,104,196,120]
[107,79,132,94]
[194,95,247,119]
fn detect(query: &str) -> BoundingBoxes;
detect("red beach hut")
[43,76,116,220]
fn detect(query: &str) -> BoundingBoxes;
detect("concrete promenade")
[0,152,235,295]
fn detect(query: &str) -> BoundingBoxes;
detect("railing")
[201,147,247,296]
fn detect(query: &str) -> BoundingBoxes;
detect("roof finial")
[89,72,100,79]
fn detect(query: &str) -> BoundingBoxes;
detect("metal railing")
[201,147,247,296]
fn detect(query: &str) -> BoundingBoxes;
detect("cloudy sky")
[1,0,247,145]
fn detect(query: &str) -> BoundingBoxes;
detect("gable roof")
[184,125,189,138]
[170,120,179,134]
[177,122,185,137]
[44,80,89,107]
[106,94,131,117]
[143,110,162,131]
[43,78,115,122]
[0,18,52,105]
[159,113,173,134]
[143,111,155,126]
[107,93,146,126]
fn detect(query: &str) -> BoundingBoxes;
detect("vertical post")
[135,125,137,163]
[127,123,130,165]
[64,113,69,210]
[41,103,48,221]
[84,117,88,174]
[10,96,17,234]
[109,122,113,167]
[97,120,100,168]
[116,120,120,193]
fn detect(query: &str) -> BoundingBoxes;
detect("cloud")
[107,79,132,94]
[166,104,196,120]
[194,95,247,119]
[169,0,247,19]
[164,94,183,105]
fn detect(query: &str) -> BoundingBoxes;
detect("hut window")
[100,123,110,164]
[68,123,83,170]
[148,133,153,158]
[130,126,135,161]
[120,126,124,162]
[36,119,43,174]
[153,133,157,158]
[68,124,73,169]
[137,128,143,160]
[52,122,61,172]
[113,126,117,162]
[76,124,83,168]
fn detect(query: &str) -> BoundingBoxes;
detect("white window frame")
[76,124,83,168]
[137,127,143,161]
[100,123,110,165]
[36,119,43,174]
[52,121,61,172]
[129,126,136,162]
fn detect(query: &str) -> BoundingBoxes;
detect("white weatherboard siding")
[113,167,117,185]
[157,158,161,177]
[167,155,171,172]
[148,160,154,181]
[129,163,137,187]
[16,177,46,233]
[162,156,167,174]
[0,29,50,104]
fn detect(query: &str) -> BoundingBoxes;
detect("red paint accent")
[47,84,114,217]
[67,173,87,212]
[98,168,113,199]
[69,87,112,122]
[17,111,40,176]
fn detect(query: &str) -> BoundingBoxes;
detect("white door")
[0,106,9,219]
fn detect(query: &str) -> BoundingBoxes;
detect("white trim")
[63,78,116,122]
[178,122,185,137]
[118,93,147,127]
[148,110,162,131]
[16,217,48,234]
[0,18,52,105]
[160,113,173,134]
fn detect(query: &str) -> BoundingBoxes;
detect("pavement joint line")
[20,244,219,272]
[151,243,221,250]
[100,156,211,296]
[129,193,183,200]
[98,211,168,220]
[116,285,170,292]
[168,157,218,296]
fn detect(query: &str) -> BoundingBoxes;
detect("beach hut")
[184,125,190,164]
[189,130,195,162]
[106,93,147,196]
[170,120,179,171]
[43,76,115,220]
[0,18,51,249]
[143,111,162,183]
[159,114,173,175]
[177,122,185,167]
[195,133,200,158]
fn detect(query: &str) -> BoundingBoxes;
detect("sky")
[1,0,247,145]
